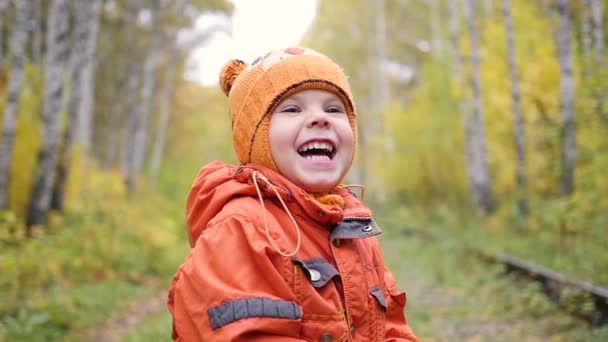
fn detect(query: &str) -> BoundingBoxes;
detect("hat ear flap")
[219,59,247,96]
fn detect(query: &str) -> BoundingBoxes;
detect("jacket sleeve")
[384,266,419,342]
[168,215,305,341]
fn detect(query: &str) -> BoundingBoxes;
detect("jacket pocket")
[291,259,349,341]
[370,286,388,311]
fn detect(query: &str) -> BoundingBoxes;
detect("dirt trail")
[85,290,167,342]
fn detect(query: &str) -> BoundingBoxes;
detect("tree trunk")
[75,0,102,154]
[0,0,31,209]
[502,0,528,216]
[590,0,605,120]
[366,0,388,203]
[124,0,161,194]
[464,0,494,213]
[150,48,178,183]
[556,0,576,196]
[26,0,70,230]
[104,4,135,170]
[581,0,593,77]
[51,0,102,211]
[30,0,43,64]
[0,0,9,65]
[590,0,604,61]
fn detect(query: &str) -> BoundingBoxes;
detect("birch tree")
[0,0,31,209]
[0,0,9,65]
[30,0,44,64]
[27,0,71,229]
[104,3,137,170]
[75,0,102,153]
[590,0,604,62]
[150,46,178,182]
[556,0,576,196]
[124,0,161,194]
[51,0,103,211]
[581,1,593,77]
[590,0,605,119]
[366,0,389,202]
[502,0,528,216]
[464,0,493,213]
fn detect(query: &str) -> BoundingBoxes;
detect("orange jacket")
[168,162,418,341]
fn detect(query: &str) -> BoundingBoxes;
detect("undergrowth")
[0,166,189,341]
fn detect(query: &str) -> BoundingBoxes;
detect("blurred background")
[1,0,607,340]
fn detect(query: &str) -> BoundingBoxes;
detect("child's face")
[269,89,354,193]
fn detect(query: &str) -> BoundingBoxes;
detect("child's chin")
[300,179,339,193]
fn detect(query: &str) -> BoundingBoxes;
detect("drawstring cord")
[339,184,365,200]
[252,171,302,257]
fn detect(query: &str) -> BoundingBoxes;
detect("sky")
[184,0,318,87]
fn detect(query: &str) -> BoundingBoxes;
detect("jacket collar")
[232,164,373,226]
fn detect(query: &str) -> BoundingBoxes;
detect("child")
[168,47,418,341]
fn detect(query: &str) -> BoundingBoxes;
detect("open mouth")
[297,141,336,161]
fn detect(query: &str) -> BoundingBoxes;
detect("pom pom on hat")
[219,59,247,96]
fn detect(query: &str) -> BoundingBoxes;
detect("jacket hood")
[185,161,372,247]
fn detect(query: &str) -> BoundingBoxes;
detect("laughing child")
[168,47,418,341]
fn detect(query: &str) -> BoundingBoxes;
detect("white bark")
[51,0,103,211]
[75,0,102,153]
[590,0,604,61]
[464,0,493,213]
[0,0,9,65]
[122,59,141,191]
[30,0,43,64]
[105,5,136,170]
[556,0,576,196]
[124,1,161,194]
[150,48,178,182]
[27,0,70,229]
[503,0,528,215]
[0,0,31,209]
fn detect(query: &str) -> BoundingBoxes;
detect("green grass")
[0,280,156,341]
[377,206,608,341]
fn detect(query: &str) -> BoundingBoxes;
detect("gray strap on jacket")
[208,297,302,330]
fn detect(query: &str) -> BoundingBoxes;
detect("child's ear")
[219,59,248,96]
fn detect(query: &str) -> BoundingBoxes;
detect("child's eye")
[280,106,300,113]
[325,106,345,114]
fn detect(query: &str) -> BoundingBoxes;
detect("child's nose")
[307,112,330,128]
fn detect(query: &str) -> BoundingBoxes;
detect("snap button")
[332,239,341,247]
[362,224,373,232]
[319,333,333,342]
[309,269,321,282]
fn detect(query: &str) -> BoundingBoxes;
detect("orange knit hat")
[219,47,357,171]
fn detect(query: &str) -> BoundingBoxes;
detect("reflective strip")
[208,297,302,330]
[292,257,340,288]
[370,286,387,311]
[331,218,382,241]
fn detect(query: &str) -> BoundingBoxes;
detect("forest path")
[85,290,167,342]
